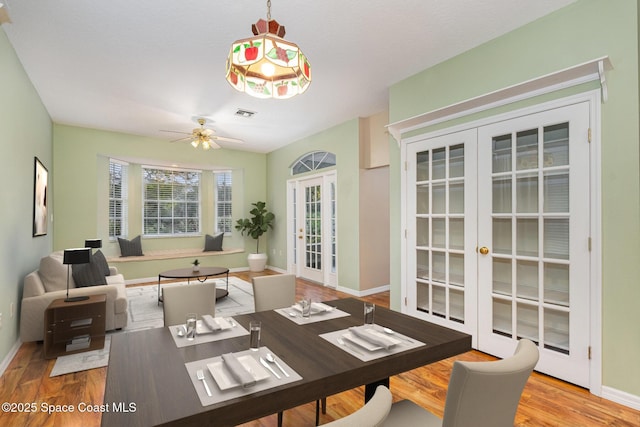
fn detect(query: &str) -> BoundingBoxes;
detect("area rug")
[50,336,111,377]
[50,277,255,377]
[126,276,255,332]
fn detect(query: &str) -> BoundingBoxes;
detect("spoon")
[176,327,185,337]
[265,353,289,377]
[382,327,395,334]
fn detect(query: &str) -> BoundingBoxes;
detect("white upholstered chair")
[162,282,217,327]
[252,273,296,312]
[323,385,392,427]
[384,339,539,427]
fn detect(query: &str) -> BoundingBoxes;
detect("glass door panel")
[477,102,591,388]
[407,130,477,332]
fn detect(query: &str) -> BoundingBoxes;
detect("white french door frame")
[286,171,338,287]
[400,90,602,394]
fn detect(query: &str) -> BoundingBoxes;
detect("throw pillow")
[92,249,111,277]
[118,235,144,257]
[72,254,107,287]
[39,254,72,292]
[204,233,224,252]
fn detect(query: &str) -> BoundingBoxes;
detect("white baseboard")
[601,386,640,411]
[0,339,22,378]
[336,284,390,297]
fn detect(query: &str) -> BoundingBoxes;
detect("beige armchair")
[162,282,216,327]
[384,339,539,427]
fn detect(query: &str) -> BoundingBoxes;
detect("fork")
[196,369,212,397]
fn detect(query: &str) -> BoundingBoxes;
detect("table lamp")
[63,248,91,302]
[84,239,102,251]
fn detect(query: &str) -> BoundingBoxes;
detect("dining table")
[101,297,471,426]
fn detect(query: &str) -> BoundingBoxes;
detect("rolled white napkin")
[348,326,397,350]
[221,353,256,388]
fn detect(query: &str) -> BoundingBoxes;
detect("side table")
[44,294,107,359]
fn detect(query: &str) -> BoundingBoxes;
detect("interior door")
[477,102,591,387]
[405,101,592,387]
[405,129,478,338]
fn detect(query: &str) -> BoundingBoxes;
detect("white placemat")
[275,303,350,324]
[185,347,303,406]
[320,325,426,362]
[170,317,249,348]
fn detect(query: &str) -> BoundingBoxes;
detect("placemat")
[320,325,426,362]
[170,317,249,348]
[185,346,303,406]
[274,304,350,324]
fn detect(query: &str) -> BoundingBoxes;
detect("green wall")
[0,28,52,364]
[52,124,268,280]
[389,0,640,396]
[266,120,361,291]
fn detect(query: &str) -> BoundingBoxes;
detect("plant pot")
[247,253,268,272]
[193,266,199,272]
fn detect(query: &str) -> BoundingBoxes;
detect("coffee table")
[157,267,229,305]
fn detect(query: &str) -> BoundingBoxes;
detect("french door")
[287,173,337,286]
[405,101,592,387]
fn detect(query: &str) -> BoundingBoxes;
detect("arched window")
[291,151,336,175]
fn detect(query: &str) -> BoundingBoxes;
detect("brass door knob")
[298,236,303,239]
[479,246,489,255]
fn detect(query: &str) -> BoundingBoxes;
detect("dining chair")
[251,273,296,312]
[383,338,539,427]
[252,273,328,426]
[162,282,217,327]
[322,385,392,427]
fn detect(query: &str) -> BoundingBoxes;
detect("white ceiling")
[1,0,575,153]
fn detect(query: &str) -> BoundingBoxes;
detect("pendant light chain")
[266,0,271,21]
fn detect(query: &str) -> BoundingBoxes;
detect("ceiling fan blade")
[209,140,222,150]
[211,135,244,144]
[170,136,191,143]
[160,129,191,135]
[201,128,214,137]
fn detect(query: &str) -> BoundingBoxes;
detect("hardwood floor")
[1,270,638,426]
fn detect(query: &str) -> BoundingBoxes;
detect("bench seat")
[107,248,244,263]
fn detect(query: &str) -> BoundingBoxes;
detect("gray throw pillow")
[92,249,111,277]
[204,233,224,251]
[72,254,107,287]
[118,235,144,257]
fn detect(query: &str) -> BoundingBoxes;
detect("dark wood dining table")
[101,298,471,426]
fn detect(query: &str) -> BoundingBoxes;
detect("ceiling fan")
[161,117,243,150]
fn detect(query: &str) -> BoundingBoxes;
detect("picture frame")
[33,157,48,237]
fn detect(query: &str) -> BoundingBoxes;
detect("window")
[143,167,201,236]
[291,151,336,175]
[215,171,233,233]
[109,160,128,238]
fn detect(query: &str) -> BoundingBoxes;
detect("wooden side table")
[43,294,107,359]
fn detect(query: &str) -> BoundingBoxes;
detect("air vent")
[235,109,256,118]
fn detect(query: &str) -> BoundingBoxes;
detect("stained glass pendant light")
[226,0,311,99]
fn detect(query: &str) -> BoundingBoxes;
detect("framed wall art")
[33,157,48,237]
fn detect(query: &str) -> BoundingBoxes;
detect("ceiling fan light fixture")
[191,140,199,148]
[225,0,311,99]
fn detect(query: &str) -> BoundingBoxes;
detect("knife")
[272,358,290,378]
[260,357,281,379]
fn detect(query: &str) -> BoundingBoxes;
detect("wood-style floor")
[1,270,639,426]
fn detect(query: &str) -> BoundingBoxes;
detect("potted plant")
[235,201,275,272]
[192,259,200,272]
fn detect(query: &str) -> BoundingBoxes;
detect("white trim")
[601,386,640,412]
[0,339,22,378]
[387,57,612,143]
[336,284,390,298]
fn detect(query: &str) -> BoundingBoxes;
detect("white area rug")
[126,277,255,332]
[50,277,255,377]
[50,336,111,377]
